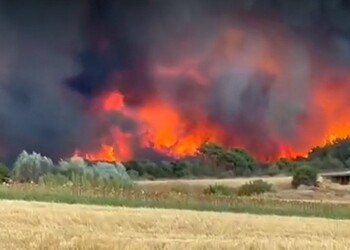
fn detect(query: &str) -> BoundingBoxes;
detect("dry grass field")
[137,176,292,194]
[137,176,292,188]
[1,200,350,250]
[137,176,350,202]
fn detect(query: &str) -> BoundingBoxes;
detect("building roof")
[321,171,350,177]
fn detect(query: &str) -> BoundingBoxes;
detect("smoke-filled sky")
[1,0,350,162]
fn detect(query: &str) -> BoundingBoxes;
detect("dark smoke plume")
[1,0,350,161]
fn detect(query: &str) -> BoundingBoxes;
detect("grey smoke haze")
[0,0,99,159]
[0,0,350,160]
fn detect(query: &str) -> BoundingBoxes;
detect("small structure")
[321,171,350,185]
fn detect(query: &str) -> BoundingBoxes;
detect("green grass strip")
[0,189,349,220]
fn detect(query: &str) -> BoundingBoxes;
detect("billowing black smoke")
[1,0,350,161]
[67,0,155,105]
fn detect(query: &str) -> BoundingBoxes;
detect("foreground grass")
[1,184,350,220]
[1,200,350,250]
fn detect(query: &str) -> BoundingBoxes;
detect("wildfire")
[103,92,125,112]
[137,100,224,158]
[73,27,350,163]
[74,128,133,162]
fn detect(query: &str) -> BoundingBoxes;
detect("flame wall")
[1,0,350,162]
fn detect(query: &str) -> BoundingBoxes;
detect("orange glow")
[74,128,133,162]
[313,74,350,145]
[138,101,182,150]
[136,100,223,158]
[73,27,350,163]
[85,144,117,162]
[103,92,125,112]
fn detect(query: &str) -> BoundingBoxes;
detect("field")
[1,200,350,250]
[138,175,350,202]
[1,176,350,249]
[1,176,350,220]
[138,176,292,191]
[137,176,292,187]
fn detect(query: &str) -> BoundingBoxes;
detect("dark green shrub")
[276,158,297,174]
[124,159,203,179]
[237,168,253,177]
[172,161,193,178]
[0,163,9,182]
[267,164,279,176]
[123,160,145,176]
[292,165,318,188]
[140,173,155,180]
[203,184,236,196]
[127,169,140,180]
[237,180,272,196]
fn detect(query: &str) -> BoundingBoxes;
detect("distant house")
[321,171,350,185]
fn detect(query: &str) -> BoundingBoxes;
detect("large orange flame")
[73,27,350,162]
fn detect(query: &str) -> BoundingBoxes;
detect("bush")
[127,169,140,180]
[237,168,253,177]
[276,158,297,174]
[292,165,318,188]
[237,180,272,196]
[203,184,236,196]
[267,164,280,176]
[94,162,130,181]
[217,170,235,179]
[12,151,54,183]
[140,173,155,180]
[123,159,203,179]
[57,157,132,188]
[218,148,257,177]
[0,163,9,182]
[124,160,165,178]
[58,157,86,179]
[172,161,194,178]
[39,174,70,186]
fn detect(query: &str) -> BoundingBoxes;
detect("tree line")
[1,138,350,182]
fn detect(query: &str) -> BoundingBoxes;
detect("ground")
[1,200,350,250]
[2,176,350,249]
[137,176,291,189]
[138,176,350,202]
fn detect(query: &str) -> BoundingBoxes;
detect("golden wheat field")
[0,200,350,250]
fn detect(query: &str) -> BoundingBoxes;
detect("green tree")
[331,139,350,168]
[171,160,193,178]
[0,163,9,182]
[198,143,223,173]
[308,138,350,169]
[267,164,279,176]
[275,158,297,174]
[199,142,225,156]
[292,165,318,188]
[198,143,258,177]
[218,148,257,177]
[12,151,54,183]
